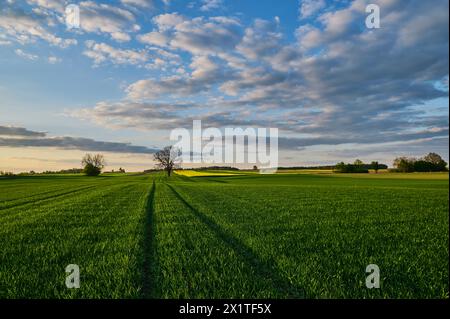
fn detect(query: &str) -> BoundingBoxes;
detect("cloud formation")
[14,48,38,60]
[0,125,46,137]
[121,0,155,8]
[79,1,140,42]
[77,1,449,154]
[0,125,157,154]
[0,7,77,48]
[299,0,326,19]
[200,0,223,12]
[83,40,149,66]
[1,0,448,165]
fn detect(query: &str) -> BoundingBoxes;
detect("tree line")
[334,153,448,174]
[71,150,450,176]
[333,159,386,173]
[3,150,447,177]
[392,153,448,172]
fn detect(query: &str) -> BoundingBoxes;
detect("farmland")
[0,171,448,298]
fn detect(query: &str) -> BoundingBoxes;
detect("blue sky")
[0,0,448,172]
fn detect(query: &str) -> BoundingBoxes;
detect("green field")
[0,172,448,298]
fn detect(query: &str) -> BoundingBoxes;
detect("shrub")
[83,163,102,176]
[81,154,105,176]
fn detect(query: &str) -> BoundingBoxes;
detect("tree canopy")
[393,153,448,172]
[82,154,106,176]
[153,146,179,176]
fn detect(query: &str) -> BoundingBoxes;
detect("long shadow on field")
[141,181,160,298]
[166,184,305,298]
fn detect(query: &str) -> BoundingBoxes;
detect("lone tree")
[82,153,106,176]
[153,146,179,177]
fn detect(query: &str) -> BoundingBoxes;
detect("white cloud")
[121,0,154,8]
[69,100,195,130]
[82,40,182,71]
[200,0,223,12]
[153,13,186,30]
[78,1,137,42]
[48,56,62,64]
[236,19,282,60]
[125,53,228,100]
[83,40,149,66]
[137,31,170,47]
[112,32,132,42]
[14,49,39,60]
[137,14,242,57]
[190,55,219,80]
[299,0,325,19]
[0,11,77,48]
[319,6,355,35]
[170,16,242,55]
[26,0,65,12]
[145,57,166,70]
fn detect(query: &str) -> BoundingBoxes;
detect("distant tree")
[82,153,106,176]
[393,157,416,172]
[393,154,448,172]
[154,146,179,177]
[333,161,368,173]
[354,159,364,167]
[0,171,15,177]
[371,161,380,173]
[423,152,448,171]
[334,162,346,172]
[413,160,433,172]
[42,168,83,174]
[423,152,443,165]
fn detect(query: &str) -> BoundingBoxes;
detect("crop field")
[0,172,448,298]
[174,170,242,177]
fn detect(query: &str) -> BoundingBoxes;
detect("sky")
[0,0,448,172]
